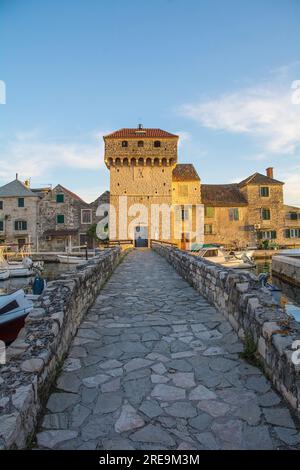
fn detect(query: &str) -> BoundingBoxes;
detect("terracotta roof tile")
[172,164,200,181]
[104,128,178,139]
[239,172,284,187]
[202,184,248,206]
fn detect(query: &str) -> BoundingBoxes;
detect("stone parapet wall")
[152,242,300,412]
[272,255,300,288]
[0,247,121,449]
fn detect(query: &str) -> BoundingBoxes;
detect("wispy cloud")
[0,130,106,182]
[179,80,300,155]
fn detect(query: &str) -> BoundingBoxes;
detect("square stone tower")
[104,126,179,246]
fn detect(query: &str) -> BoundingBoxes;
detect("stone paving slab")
[35,250,300,450]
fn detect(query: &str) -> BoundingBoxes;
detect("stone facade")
[104,127,201,248]
[152,242,300,413]
[0,178,40,250]
[38,186,109,251]
[104,128,300,249]
[0,247,121,449]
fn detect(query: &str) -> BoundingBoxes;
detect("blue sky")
[0,0,300,204]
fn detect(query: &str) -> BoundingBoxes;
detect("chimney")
[16,173,18,180]
[266,167,274,179]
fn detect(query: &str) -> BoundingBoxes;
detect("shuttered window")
[14,220,27,231]
[204,207,214,218]
[229,208,239,221]
[56,194,64,203]
[261,208,271,220]
[0,220,3,231]
[56,214,64,224]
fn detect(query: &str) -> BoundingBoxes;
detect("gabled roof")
[239,172,284,187]
[0,179,39,198]
[202,184,248,207]
[90,191,110,207]
[54,184,87,204]
[104,128,179,139]
[172,164,200,182]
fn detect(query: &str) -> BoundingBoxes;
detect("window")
[258,230,277,240]
[81,209,92,224]
[56,194,64,203]
[260,187,269,197]
[18,197,24,208]
[122,140,128,147]
[261,208,271,220]
[0,220,3,231]
[204,224,213,235]
[289,212,299,220]
[285,228,300,238]
[14,220,27,231]
[204,207,214,218]
[56,214,64,224]
[154,140,161,148]
[229,208,239,221]
[0,201,3,210]
[181,209,189,221]
[137,141,144,147]
[178,184,188,197]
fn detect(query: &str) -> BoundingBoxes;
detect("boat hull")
[0,314,28,344]
[57,255,85,264]
[0,270,9,281]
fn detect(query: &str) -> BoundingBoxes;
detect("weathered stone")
[124,358,153,373]
[70,404,91,428]
[151,384,186,401]
[139,400,163,418]
[257,391,281,407]
[102,437,135,450]
[170,372,195,388]
[20,358,44,373]
[234,402,261,425]
[243,425,273,450]
[246,376,271,394]
[42,413,69,430]
[99,359,123,369]
[197,400,230,418]
[189,413,212,432]
[196,432,219,450]
[165,402,197,418]
[46,393,80,413]
[82,374,110,388]
[57,374,81,393]
[94,393,122,414]
[101,378,121,393]
[151,363,167,375]
[37,430,78,449]
[275,427,300,446]
[151,374,169,384]
[62,358,81,372]
[263,408,296,429]
[130,424,176,447]
[189,385,217,401]
[212,420,244,448]
[115,404,145,433]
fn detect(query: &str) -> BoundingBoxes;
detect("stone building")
[104,126,300,249]
[202,168,300,248]
[38,185,108,251]
[104,126,201,248]
[0,177,40,250]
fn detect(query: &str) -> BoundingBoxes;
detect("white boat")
[0,289,33,343]
[0,270,9,281]
[57,254,86,264]
[193,247,255,269]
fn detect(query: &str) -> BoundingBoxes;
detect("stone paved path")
[36,250,300,450]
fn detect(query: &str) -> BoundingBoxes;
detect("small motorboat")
[57,254,86,264]
[1,255,35,278]
[0,289,33,344]
[192,246,255,269]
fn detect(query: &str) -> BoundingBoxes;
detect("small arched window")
[122,140,128,148]
[138,141,144,147]
[154,140,161,148]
